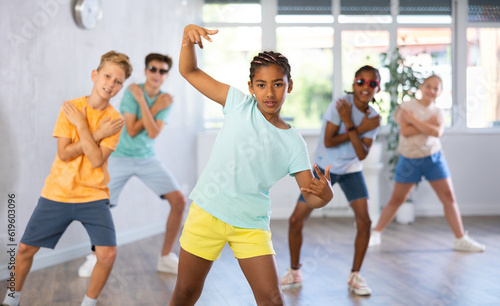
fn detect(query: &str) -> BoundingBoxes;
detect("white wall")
[0,0,204,279]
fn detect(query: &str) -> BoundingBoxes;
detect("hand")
[128,84,144,102]
[358,109,381,133]
[97,117,125,138]
[153,93,173,113]
[301,165,334,203]
[182,24,219,49]
[63,102,87,129]
[336,99,353,127]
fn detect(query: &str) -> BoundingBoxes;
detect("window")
[466,28,500,128]
[277,27,333,128]
[465,0,500,128]
[201,0,500,131]
[397,28,453,126]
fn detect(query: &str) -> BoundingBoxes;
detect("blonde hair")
[97,51,133,79]
[423,74,443,88]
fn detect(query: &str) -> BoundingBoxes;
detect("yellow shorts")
[179,202,275,261]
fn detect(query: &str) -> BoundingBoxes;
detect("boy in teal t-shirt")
[78,53,186,277]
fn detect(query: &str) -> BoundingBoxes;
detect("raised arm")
[179,24,229,105]
[294,165,334,209]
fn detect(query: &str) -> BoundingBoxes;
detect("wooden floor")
[1,216,499,305]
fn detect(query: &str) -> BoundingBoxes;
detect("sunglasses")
[355,78,379,89]
[147,66,169,75]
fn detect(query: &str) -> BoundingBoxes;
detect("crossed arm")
[397,107,443,138]
[324,100,380,161]
[125,84,170,139]
[57,102,124,168]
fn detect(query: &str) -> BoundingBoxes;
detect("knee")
[171,286,201,305]
[289,214,306,231]
[258,288,284,306]
[96,247,117,267]
[356,217,372,233]
[168,192,187,214]
[17,243,39,258]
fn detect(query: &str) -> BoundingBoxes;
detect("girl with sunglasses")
[369,75,485,252]
[281,65,381,296]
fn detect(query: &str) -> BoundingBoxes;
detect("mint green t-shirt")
[189,87,311,231]
[112,84,172,158]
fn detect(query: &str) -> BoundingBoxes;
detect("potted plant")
[380,47,423,224]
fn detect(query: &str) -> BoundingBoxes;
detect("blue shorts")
[21,197,116,249]
[108,156,181,207]
[394,151,450,184]
[298,168,368,203]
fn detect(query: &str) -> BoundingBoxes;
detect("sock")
[81,295,97,306]
[3,291,22,306]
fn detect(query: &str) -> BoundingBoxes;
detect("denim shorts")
[298,167,368,203]
[394,151,450,184]
[108,156,181,207]
[21,197,116,249]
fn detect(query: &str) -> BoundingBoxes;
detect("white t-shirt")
[314,94,380,174]
[396,98,443,158]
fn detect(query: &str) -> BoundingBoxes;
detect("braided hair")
[249,51,291,83]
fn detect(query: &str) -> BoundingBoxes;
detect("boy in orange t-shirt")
[1,51,132,306]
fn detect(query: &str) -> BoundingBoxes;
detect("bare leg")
[428,178,465,238]
[238,255,285,306]
[86,246,117,299]
[169,248,213,306]
[161,191,186,256]
[13,243,40,291]
[350,199,371,272]
[374,182,415,232]
[287,201,314,268]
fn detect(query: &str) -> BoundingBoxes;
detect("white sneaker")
[368,230,381,247]
[453,231,485,252]
[157,252,179,274]
[347,272,372,296]
[280,267,303,289]
[78,254,97,278]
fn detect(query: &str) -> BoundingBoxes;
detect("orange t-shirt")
[40,96,123,203]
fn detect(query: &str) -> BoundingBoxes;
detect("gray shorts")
[108,156,181,207]
[21,197,116,249]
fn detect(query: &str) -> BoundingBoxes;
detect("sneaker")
[347,272,372,296]
[157,253,179,274]
[453,231,485,252]
[78,254,97,278]
[280,267,302,289]
[368,230,381,247]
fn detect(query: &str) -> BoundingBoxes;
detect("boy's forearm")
[138,102,161,139]
[78,125,107,168]
[58,131,104,161]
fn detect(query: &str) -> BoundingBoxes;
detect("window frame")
[202,0,500,133]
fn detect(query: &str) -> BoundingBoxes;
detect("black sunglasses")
[147,66,169,75]
[355,78,379,89]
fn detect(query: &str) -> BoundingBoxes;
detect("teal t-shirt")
[112,84,172,158]
[189,87,311,231]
